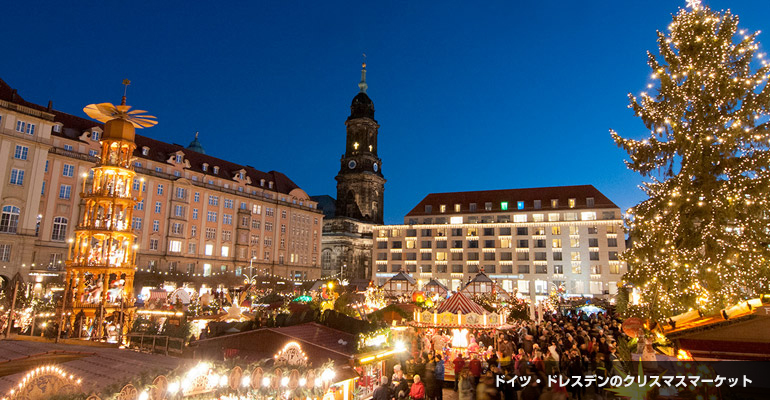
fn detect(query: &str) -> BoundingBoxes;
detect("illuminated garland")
[135,267,341,283]
[611,1,770,319]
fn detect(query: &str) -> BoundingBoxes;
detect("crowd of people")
[373,310,627,400]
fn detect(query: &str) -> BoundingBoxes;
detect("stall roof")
[424,279,449,292]
[191,323,359,380]
[385,271,416,284]
[436,292,487,315]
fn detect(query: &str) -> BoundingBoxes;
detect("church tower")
[335,62,386,224]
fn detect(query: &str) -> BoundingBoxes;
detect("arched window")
[51,217,68,241]
[321,249,332,268]
[0,206,20,233]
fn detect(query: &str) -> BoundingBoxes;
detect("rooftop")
[406,184,619,217]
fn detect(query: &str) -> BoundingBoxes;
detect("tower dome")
[348,62,375,121]
[186,132,206,154]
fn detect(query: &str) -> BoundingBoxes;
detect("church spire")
[358,54,368,94]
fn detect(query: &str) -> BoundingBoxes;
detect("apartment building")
[372,185,626,299]
[0,78,323,284]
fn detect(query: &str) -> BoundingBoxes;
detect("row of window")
[378,263,621,275]
[380,237,618,249]
[426,197,595,214]
[380,225,618,238]
[377,250,619,261]
[406,210,617,225]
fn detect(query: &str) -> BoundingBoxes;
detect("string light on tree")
[611,1,770,320]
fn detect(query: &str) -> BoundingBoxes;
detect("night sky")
[3,1,769,224]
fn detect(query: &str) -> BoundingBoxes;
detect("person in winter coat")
[457,370,475,400]
[410,374,426,400]
[371,376,391,400]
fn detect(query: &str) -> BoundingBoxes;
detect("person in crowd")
[452,353,466,391]
[434,354,445,400]
[410,374,426,400]
[372,376,391,400]
[468,353,482,385]
[457,370,475,400]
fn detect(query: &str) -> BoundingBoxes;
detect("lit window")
[169,240,182,252]
[142,147,150,156]
[513,214,527,223]
[205,244,213,256]
[501,202,508,211]
[454,204,461,212]
[450,216,463,224]
[581,212,597,221]
[568,198,576,208]
[213,166,219,174]
[221,246,229,257]
[551,199,559,208]
[202,163,208,172]
[517,201,524,210]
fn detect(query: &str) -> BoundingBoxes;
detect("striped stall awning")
[148,289,168,301]
[436,292,487,315]
[410,321,515,330]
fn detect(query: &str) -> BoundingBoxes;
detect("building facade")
[372,185,626,299]
[314,63,385,280]
[0,78,323,286]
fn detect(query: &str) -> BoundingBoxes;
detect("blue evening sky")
[3,1,769,224]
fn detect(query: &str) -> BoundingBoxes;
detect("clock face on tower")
[373,163,378,172]
[348,160,357,169]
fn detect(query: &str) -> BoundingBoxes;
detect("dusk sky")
[3,0,769,224]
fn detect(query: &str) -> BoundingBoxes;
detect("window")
[205,228,216,239]
[45,160,49,172]
[168,240,182,252]
[176,187,186,199]
[570,238,580,247]
[608,251,619,260]
[221,246,229,257]
[570,226,579,235]
[142,147,150,156]
[59,185,71,199]
[553,251,563,261]
[41,181,45,195]
[154,201,162,213]
[581,212,597,221]
[536,265,547,274]
[568,198,576,208]
[572,264,582,274]
[191,226,197,237]
[252,220,260,229]
[551,199,559,208]
[51,217,67,241]
[534,200,541,209]
[266,207,274,217]
[194,192,200,202]
[517,252,529,261]
[265,222,273,231]
[518,265,530,274]
[61,164,76,178]
[192,209,198,219]
[571,252,581,261]
[152,220,159,232]
[204,244,214,256]
[64,144,73,151]
[175,154,183,163]
[0,244,11,261]
[14,145,28,160]
[517,201,524,210]
[590,251,600,260]
[501,202,508,210]
[224,199,233,209]
[513,214,527,222]
[484,252,495,261]
[223,214,232,225]
[588,226,598,234]
[213,166,219,174]
[608,238,618,247]
[516,227,527,236]
[9,169,24,186]
[610,264,621,274]
[171,223,183,234]
[131,217,142,230]
[586,197,595,207]
[588,238,599,247]
[174,205,184,217]
[534,239,546,248]
[439,204,446,213]
[552,239,562,248]
[157,184,164,195]
[222,231,231,241]
[207,211,217,222]
[149,239,158,250]
[264,237,272,246]
[187,243,196,254]
[281,210,287,218]
[516,239,528,248]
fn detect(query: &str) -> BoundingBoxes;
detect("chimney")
[11,89,17,102]
[47,100,53,111]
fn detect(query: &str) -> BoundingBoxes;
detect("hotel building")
[0,78,323,285]
[372,185,626,298]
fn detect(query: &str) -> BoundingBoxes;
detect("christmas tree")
[612,0,770,319]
